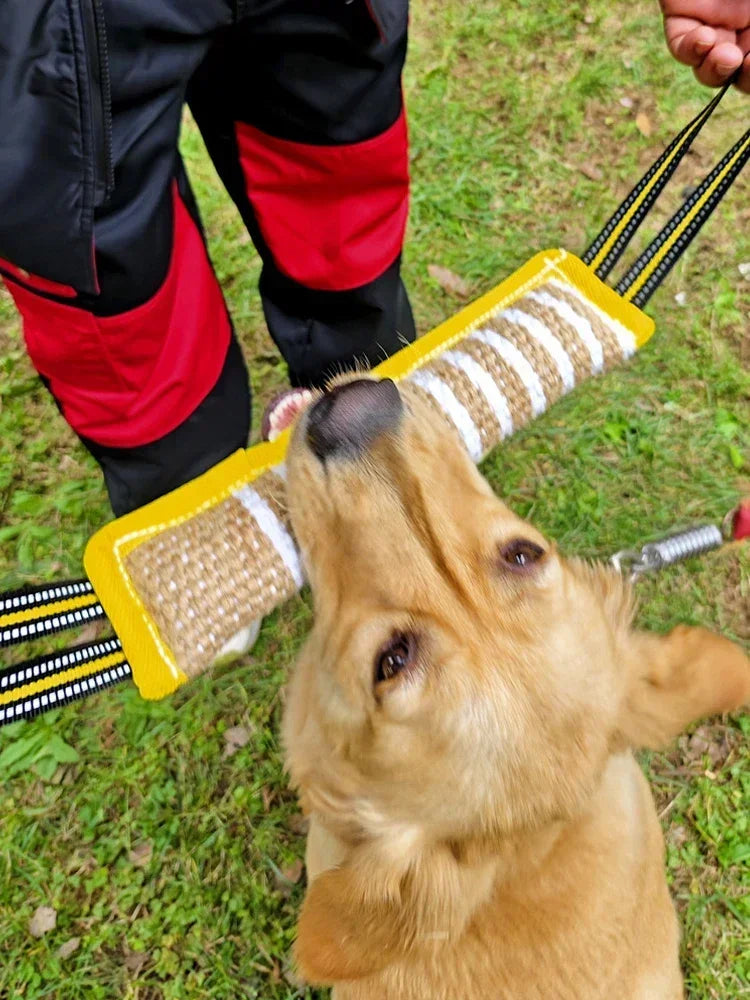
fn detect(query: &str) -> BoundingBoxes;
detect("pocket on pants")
[0,0,113,294]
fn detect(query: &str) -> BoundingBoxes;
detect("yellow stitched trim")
[0,593,99,629]
[546,255,654,347]
[622,136,750,302]
[85,450,268,697]
[0,652,126,706]
[110,472,254,684]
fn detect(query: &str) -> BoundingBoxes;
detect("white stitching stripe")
[526,290,604,374]
[471,329,547,417]
[442,350,514,439]
[547,279,637,358]
[234,486,305,589]
[409,370,484,461]
[502,308,576,392]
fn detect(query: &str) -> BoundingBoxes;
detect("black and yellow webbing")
[0,638,130,725]
[582,82,731,279]
[0,579,105,648]
[615,124,750,307]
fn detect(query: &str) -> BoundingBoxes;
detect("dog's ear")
[295,864,408,984]
[618,625,750,750]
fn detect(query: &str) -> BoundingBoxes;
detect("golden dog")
[281,376,750,1000]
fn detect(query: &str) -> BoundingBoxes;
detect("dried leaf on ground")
[29,905,57,938]
[124,950,150,973]
[76,621,104,644]
[57,937,81,960]
[288,812,309,836]
[128,841,153,867]
[281,859,304,884]
[667,825,689,848]
[635,112,653,137]
[681,725,733,770]
[427,265,470,297]
[223,725,252,758]
[578,162,603,182]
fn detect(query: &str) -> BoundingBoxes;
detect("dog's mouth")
[264,378,404,459]
[261,388,315,441]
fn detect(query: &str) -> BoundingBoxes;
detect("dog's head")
[282,376,749,981]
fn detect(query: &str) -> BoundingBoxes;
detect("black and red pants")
[0,1,413,514]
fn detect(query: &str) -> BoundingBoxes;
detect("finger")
[660,0,750,32]
[664,17,716,65]
[736,50,750,93]
[694,40,744,86]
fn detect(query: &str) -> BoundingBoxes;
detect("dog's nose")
[306,378,403,460]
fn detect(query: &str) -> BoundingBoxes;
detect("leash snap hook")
[610,548,650,580]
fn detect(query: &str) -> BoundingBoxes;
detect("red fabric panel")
[3,184,230,448]
[733,500,750,541]
[235,110,409,291]
[0,256,77,299]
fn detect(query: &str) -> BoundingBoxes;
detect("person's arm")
[660,0,750,91]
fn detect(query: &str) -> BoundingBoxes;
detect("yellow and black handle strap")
[615,124,750,307]
[0,638,131,727]
[582,83,730,279]
[0,578,105,649]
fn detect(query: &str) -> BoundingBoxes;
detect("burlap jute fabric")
[84,249,654,697]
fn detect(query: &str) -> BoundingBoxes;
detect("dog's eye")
[375,633,415,684]
[499,538,545,571]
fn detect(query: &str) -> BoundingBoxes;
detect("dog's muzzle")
[306,378,403,461]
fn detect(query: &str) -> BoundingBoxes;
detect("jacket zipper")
[80,0,114,206]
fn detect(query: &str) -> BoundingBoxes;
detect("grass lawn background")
[0,1,748,997]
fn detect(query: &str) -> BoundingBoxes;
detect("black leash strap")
[582,82,732,278]
[615,124,750,307]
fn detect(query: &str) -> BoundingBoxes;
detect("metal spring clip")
[611,523,725,581]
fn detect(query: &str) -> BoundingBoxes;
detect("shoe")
[212,618,261,666]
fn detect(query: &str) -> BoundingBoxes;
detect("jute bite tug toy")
[1,84,748,725]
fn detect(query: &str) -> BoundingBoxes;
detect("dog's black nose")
[306,378,403,460]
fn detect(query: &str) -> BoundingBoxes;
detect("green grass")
[1,0,748,996]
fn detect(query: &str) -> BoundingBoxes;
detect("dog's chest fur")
[331,756,683,1000]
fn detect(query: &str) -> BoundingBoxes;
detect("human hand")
[660,0,750,91]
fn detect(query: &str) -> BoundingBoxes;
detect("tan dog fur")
[282,378,750,1000]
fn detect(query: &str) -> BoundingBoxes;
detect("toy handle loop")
[582,81,733,279]
[615,123,750,307]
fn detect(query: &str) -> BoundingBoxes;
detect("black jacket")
[0,0,402,296]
